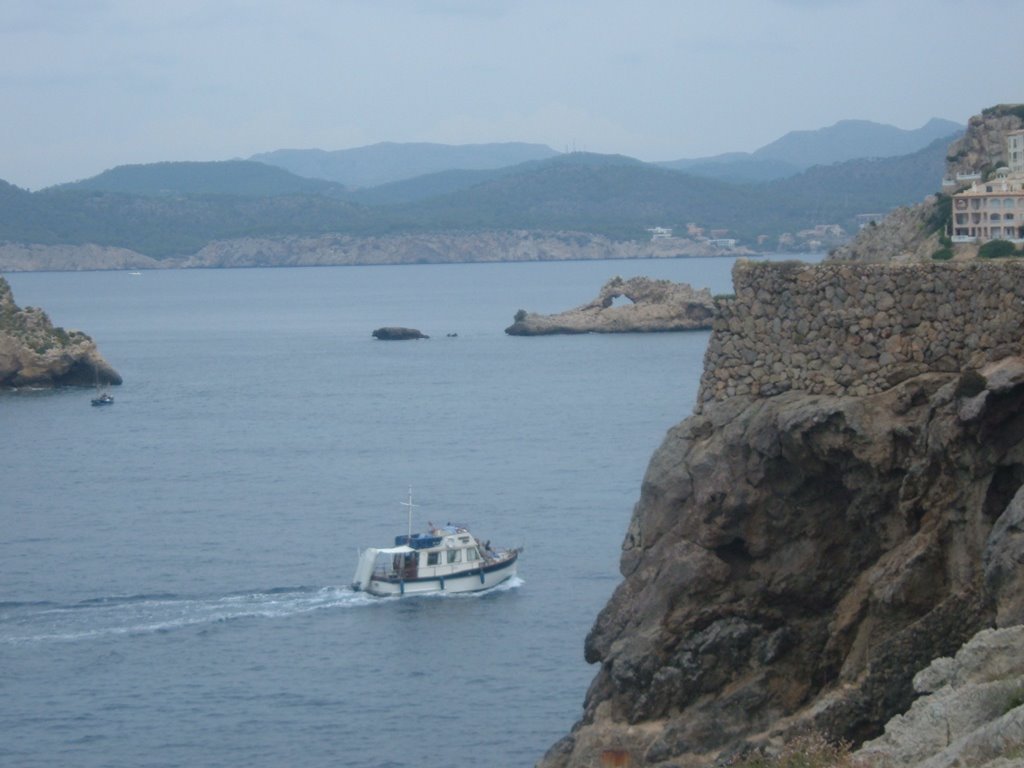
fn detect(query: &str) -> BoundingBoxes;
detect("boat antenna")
[401,486,417,541]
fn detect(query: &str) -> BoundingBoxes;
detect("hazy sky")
[2,0,1021,189]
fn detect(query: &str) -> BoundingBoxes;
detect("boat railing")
[371,547,517,581]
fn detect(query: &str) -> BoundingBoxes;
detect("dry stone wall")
[698,259,1024,406]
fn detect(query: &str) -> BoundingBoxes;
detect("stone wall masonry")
[698,259,1024,406]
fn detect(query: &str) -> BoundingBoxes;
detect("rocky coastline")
[540,107,1024,767]
[541,357,1024,766]
[505,276,714,336]
[0,276,121,388]
[0,230,750,273]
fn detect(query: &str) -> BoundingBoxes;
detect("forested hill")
[54,160,346,197]
[0,138,952,259]
[250,141,560,188]
[659,117,963,183]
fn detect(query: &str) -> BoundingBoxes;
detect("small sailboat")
[351,489,520,597]
[91,364,114,406]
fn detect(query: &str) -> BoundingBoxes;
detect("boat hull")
[362,552,518,597]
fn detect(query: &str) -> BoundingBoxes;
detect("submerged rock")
[371,326,429,340]
[0,276,121,388]
[505,275,714,335]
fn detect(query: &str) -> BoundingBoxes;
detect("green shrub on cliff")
[982,104,1024,122]
[931,247,954,261]
[979,239,1018,259]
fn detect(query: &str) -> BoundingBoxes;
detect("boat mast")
[402,486,416,541]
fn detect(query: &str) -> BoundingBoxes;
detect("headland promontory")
[0,276,121,389]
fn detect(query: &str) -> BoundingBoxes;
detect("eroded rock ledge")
[540,355,1024,767]
[0,276,121,388]
[505,276,714,336]
[857,624,1024,767]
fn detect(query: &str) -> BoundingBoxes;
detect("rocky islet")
[505,275,715,336]
[0,277,120,389]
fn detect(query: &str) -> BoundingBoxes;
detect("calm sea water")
[1,255,817,767]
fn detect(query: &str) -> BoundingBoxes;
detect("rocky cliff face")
[828,199,945,264]
[539,106,1024,768]
[0,230,747,272]
[856,624,1024,767]
[0,243,163,272]
[944,105,1024,182]
[505,276,714,336]
[0,276,121,388]
[541,356,1024,766]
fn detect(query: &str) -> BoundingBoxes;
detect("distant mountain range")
[249,141,560,188]
[0,118,964,262]
[244,119,962,189]
[56,160,345,197]
[658,117,963,183]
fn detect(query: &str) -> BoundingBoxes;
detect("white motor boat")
[351,491,520,597]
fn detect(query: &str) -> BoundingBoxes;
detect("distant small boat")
[351,489,520,596]
[128,271,142,276]
[91,364,114,406]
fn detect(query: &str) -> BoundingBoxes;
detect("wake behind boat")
[351,490,520,597]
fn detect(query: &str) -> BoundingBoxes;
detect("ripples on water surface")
[1,256,817,767]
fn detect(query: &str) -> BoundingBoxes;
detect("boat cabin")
[380,528,493,581]
[351,523,511,595]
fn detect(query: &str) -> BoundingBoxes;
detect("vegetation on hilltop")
[0,275,89,352]
[250,141,561,187]
[658,118,961,183]
[1,188,379,258]
[982,103,1024,121]
[54,160,346,197]
[0,137,952,259]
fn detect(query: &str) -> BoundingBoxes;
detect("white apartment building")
[1009,130,1024,174]
[950,131,1024,243]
